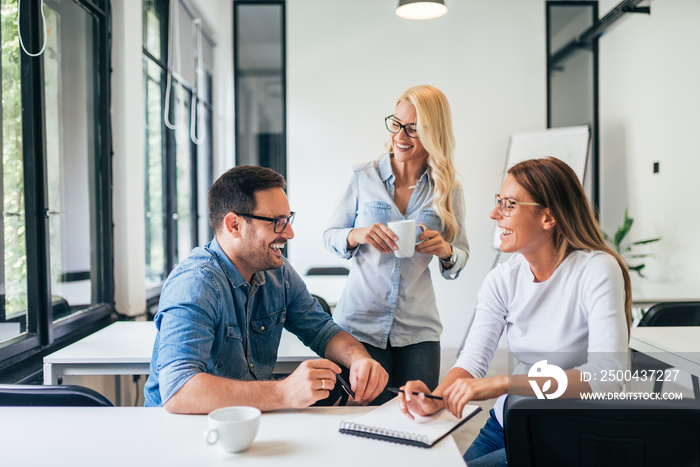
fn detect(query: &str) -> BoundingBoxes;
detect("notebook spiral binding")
[339,421,430,447]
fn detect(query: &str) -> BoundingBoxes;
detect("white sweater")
[454,250,629,424]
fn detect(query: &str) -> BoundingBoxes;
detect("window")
[546,1,599,207]
[234,0,286,178]
[143,0,214,299]
[144,0,167,290]
[0,0,112,372]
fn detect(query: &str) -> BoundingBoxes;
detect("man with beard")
[144,166,388,413]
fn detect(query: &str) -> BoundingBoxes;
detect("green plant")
[603,209,661,278]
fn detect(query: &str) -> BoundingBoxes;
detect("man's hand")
[348,357,388,405]
[323,331,388,404]
[279,359,341,408]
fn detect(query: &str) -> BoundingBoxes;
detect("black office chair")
[311,294,332,316]
[306,267,349,276]
[631,301,700,398]
[0,384,114,407]
[504,396,700,467]
[638,301,700,326]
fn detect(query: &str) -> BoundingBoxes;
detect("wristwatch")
[440,245,455,268]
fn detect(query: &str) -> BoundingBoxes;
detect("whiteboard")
[492,125,591,249]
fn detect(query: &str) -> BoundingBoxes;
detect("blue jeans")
[463,409,507,466]
[363,340,440,405]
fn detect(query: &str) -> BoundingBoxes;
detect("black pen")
[387,387,443,400]
[335,373,355,399]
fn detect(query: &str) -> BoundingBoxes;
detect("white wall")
[286,0,547,351]
[112,0,147,316]
[598,0,700,299]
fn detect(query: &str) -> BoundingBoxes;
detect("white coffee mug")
[203,406,261,453]
[387,220,428,258]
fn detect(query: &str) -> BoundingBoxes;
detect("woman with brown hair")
[399,156,631,466]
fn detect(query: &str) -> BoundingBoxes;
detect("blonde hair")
[384,85,459,242]
[508,157,632,334]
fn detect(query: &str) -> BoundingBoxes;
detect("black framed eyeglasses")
[236,212,295,233]
[495,195,541,217]
[385,115,418,139]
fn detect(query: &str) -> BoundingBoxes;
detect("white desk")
[629,327,700,376]
[630,282,700,309]
[43,322,318,400]
[0,406,465,466]
[43,321,156,386]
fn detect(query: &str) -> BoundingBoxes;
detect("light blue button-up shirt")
[144,238,342,407]
[323,154,469,348]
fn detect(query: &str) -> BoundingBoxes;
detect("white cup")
[203,406,261,453]
[387,220,428,258]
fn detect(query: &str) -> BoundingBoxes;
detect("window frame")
[546,0,600,210]
[142,0,214,303]
[0,0,113,376]
[233,0,287,178]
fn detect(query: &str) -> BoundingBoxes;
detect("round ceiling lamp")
[395,0,448,20]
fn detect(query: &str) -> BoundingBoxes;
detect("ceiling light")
[396,0,448,20]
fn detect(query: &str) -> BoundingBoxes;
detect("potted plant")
[603,209,661,278]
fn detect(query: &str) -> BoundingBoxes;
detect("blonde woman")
[399,157,631,466]
[323,85,469,404]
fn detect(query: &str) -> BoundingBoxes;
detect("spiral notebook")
[339,398,482,448]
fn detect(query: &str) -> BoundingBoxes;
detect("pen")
[335,373,355,399]
[387,387,443,400]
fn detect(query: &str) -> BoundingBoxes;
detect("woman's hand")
[441,376,508,418]
[415,224,452,260]
[397,380,444,420]
[347,223,398,253]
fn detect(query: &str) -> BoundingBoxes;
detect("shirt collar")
[378,153,395,182]
[209,237,266,288]
[379,152,431,187]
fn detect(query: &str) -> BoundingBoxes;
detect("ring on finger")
[321,379,326,390]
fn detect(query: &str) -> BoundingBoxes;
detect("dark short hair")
[208,165,286,232]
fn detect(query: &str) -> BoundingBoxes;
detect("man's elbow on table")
[162,373,208,414]
[163,395,184,414]
[163,385,194,414]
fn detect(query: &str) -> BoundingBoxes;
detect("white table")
[629,326,700,376]
[43,321,156,385]
[43,322,318,401]
[0,406,465,467]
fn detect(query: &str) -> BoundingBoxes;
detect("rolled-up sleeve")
[323,173,359,259]
[439,182,470,279]
[283,265,343,357]
[154,268,220,404]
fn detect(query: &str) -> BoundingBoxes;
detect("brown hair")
[508,157,632,333]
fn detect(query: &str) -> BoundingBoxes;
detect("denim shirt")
[144,238,342,407]
[323,154,469,348]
